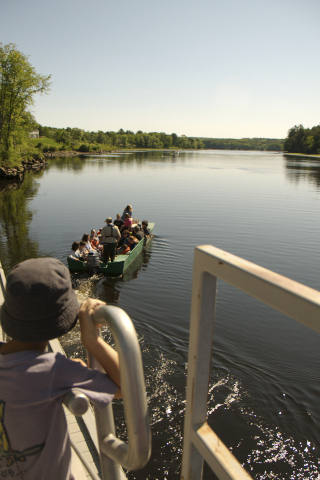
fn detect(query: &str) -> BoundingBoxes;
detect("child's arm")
[79,299,121,398]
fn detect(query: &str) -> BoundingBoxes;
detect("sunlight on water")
[2,151,319,479]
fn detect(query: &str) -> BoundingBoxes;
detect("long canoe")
[67,223,154,276]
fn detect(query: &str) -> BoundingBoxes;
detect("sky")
[1,0,320,139]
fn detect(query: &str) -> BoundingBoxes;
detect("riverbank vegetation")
[0,43,51,167]
[31,126,284,156]
[34,126,204,153]
[283,124,320,155]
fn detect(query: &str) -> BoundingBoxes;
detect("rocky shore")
[0,150,116,192]
[0,158,48,191]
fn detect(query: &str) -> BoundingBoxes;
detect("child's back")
[0,258,121,480]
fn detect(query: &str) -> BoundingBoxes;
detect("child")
[0,257,121,480]
[68,241,81,260]
[79,240,88,260]
[121,213,132,232]
[141,220,151,237]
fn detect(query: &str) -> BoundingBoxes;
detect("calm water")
[0,150,319,479]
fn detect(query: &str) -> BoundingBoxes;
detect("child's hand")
[71,358,87,367]
[78,299,121,393]
[79,299,106,348]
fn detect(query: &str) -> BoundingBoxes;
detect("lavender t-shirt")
[0,349,117,480]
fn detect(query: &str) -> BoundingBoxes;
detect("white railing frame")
[181,245,320,480]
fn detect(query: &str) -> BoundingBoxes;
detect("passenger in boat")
[121,204,133,222]
[82,233,95,252]
[133,225,145,241]
[142,220,151,236]
[114,213,124,231]
[79,240,88,260]
[121,212,133,232]
[90,229,101,251]
[68,241,81,260]
[0,258,121,480]
[116,231,130,255]
[118,230,130,248]
[119,244,130,255]
[100,217,120,263]
[128,234,138,250]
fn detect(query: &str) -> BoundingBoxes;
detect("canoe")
[67,223,154,276]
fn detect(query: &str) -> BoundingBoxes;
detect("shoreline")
[283,152,320,159]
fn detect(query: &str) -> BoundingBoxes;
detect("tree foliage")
[283,124,320,154]
[0,43,51,165]
[36,126,205,150]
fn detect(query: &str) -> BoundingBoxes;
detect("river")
[0,150,319,479]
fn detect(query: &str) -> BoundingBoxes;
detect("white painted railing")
[181,245,320,480]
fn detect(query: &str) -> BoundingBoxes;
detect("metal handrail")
[181,245,320,480]
[63,389,90,416]
[89,305,151,476]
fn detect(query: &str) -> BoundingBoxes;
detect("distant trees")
[283,124,320,154]
[36,126,204,151]
[201,137,284,151]
[0,43,51,165]
[32,123,286,153]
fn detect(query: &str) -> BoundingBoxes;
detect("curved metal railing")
[63,305,151,480]
[63,389,90,416]
[89,305,151,475]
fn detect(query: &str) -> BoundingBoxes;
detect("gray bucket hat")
[1,258,79,342]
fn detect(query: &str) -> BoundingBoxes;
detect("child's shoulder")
[0,348,72,371]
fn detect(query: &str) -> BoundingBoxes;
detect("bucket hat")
[105,217,112,223]
[1,258,79,342]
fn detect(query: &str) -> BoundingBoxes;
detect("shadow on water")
[45,150,189,171]
[0,170,47,275]
[284,154,320,188]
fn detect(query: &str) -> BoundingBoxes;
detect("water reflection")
[0,151,319,479]
[0,171,44,275]
[45,150,190,172]
[284,155,320,188]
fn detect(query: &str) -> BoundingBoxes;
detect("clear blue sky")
[1,0,319,139]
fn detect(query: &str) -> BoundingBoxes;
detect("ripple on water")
[60,257,320,480]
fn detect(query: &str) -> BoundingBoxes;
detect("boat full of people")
[67,206,154,276]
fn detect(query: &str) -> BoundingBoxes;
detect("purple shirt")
[0,348,117,480]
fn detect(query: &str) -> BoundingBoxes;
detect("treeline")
[200,137,284,151]
[283,124,320,155]
[37,126,286,153]
[38,126,204,150]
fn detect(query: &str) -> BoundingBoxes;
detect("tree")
[0,43,51,164]
[171,133,178,146]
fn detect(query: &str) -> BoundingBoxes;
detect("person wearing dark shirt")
[141,220,151,236]
[114,213,124,231]
[133,225,145,241]
[118,230,130,248]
